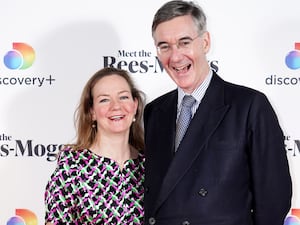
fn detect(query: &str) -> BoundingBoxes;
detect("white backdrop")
[1,0,299,224]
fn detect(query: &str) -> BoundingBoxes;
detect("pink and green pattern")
[45,147,145,224]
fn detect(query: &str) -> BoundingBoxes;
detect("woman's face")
[90,74,138,136]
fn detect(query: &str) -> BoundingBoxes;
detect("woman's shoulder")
[56,146,89,164]
[57,146,76,159]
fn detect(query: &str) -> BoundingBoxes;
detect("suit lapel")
[155,91,177,163]
[154,73,230,213]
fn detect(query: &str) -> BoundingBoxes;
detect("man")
[143,1,292,225]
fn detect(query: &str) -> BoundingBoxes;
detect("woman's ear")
[90,108,96,121]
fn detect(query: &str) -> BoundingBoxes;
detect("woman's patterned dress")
[45,148,145,224]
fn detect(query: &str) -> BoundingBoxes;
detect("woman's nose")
[110,99,121,109]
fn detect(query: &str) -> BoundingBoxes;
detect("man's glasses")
[156,34,201,55]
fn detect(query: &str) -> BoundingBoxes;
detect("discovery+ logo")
[284,208,300,225]
[265,42,300,86]
[3,43,35,70]
[285,42,300,70]
[1,42,56,87]
[6,209,38,225]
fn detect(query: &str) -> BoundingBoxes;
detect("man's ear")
[202,31,211,54]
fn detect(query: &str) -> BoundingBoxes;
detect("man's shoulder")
[224,80,265,98]
[211,73,269,106]
[212,73,263,96]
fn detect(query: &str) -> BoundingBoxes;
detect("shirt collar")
[177,69,213,108]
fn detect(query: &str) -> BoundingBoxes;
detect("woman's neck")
[90,133,137,169]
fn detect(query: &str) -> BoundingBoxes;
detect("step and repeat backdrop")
[1,0,299,224]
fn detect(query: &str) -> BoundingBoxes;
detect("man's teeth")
[174,66,186,72]
[174,64,191,72]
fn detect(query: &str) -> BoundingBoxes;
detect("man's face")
[153,15,210,94]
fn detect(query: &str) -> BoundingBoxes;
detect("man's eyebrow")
[157,41,168,46]
[157,36,193,46]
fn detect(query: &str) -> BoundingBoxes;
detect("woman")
[45,67,145,224]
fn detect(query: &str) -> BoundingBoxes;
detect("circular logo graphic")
[3,43,35,70]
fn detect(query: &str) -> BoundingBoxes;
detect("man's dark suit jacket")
[143,72,292,225]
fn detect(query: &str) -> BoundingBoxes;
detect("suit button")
[198,188,208,197]
[149,217,156,225]
[182,221,190,225]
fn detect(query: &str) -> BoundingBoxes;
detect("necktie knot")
[182,95,196,107]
